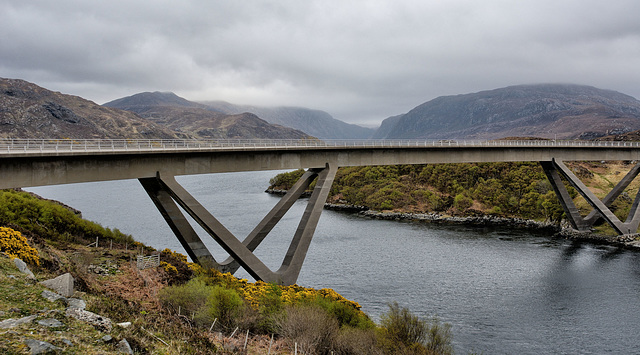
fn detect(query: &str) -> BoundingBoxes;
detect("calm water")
[27,171,640,354]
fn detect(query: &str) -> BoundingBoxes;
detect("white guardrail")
[0,138,639,154]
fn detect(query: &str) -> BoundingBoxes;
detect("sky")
[2,1,640,127]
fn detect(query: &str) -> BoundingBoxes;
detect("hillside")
[269,161,640,237]
[202,101,375,139]
[104,92,312,139]
[0,189,452,354]
[0,78,182,139]
[374,84,640,140]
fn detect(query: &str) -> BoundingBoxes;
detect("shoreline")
[328,203,640,249]
[267,190,640,250]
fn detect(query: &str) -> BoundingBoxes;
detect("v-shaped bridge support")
[541,159,640,235]
[139,163,337,285]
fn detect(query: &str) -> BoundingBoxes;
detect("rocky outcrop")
[0,78,182,139]
[357,210,561,232]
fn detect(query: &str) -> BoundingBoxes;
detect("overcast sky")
[2,1,640,126]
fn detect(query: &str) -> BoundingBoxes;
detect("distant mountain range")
[201,101,375,139]
[0,78,180,139]
[103,92,310,139]
[4,78,640,142]
[373,84,640,140]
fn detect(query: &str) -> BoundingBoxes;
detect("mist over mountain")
[201,101,375,139]
[0,78,181,139]
[104,92,311,139]
[374,84,640,140]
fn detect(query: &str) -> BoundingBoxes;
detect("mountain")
[0,78,181,139]
[374,84,640,140]
[201,101,375,139]
[104,92,311,139]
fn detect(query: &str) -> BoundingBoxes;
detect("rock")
[116,338,134,354]
[13,258,35,279]
[61,339,73,346]
[64,298,86,310]
[40,273,74,297]
[37,318,64,328]
[101,335,114,343]
[65,307,112,332]
[117,321,132,328]
[0,315,37,329]
[41,290,65,302]
[24,338,62,354]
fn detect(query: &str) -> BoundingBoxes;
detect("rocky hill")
[104,92,312,139]
[202,101,375,139]
[0,78,181,139]
[374,84,640,140]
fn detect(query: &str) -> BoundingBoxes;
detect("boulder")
[24,338,62,354]
[41,290,65,302]
[64,298,86,310]
[37,318,64,328]
[40,273,74,297]
[65,307,112,332]
[116,338,134,354]
[0,315,37,329]
[13,258,35,279]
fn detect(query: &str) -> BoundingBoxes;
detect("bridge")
[2,138,640,284]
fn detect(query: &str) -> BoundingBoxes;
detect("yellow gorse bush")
[0,226,40,265]
[204,268,362,311]
[160,261,178,274]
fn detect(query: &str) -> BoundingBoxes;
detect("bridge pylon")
[541,159,640,235]
[139,163,337,285]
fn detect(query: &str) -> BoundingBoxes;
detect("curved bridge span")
[3,138,640,284]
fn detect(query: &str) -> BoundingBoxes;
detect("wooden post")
[243,329,249,350]
[268,334,273,354]
[209,318,217,332]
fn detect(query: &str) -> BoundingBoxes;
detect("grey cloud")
[2,0,640,125]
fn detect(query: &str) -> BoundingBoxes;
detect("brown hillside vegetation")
[0,78,182,139]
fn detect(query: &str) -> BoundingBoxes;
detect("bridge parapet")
[1,138,639,156]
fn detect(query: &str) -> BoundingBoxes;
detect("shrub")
[333,327,382,355]
[277,304,339,355]
[206,286,244,329]
[0,226,39,265]
[158,278,211,316]
[380,302,427,347]
[453,194,473,211]
[378,302,453,355]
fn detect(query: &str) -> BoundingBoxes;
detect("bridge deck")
[1,139,639,189]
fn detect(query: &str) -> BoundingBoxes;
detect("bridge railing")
[0,138,639,154]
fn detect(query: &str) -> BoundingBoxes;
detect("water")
[27,171,640,354]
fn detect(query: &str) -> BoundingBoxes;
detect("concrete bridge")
[2,138,640,284]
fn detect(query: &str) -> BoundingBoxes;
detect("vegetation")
[270,163,566,220]
[0,189,455,354]
[270,161,640,230]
